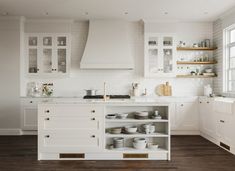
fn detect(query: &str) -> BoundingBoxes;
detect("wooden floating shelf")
[177,47,217,51]
[177,61,217,65]
[176,75,217,78]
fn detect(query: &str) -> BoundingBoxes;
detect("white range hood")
[80,20,134,70]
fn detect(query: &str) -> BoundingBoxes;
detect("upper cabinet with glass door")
[25,33,70,77]
[144,33,176,77]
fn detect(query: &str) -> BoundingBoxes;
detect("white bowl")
[133,142,147,149]
[116,113,128,119]
[136,111,149,117]
[106,114,117,119]
[205,68,213,73]
[133,138,147,143]
[124,126,137,134]
[147,143,159,150]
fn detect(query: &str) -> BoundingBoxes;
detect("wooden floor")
[0,136,235,171]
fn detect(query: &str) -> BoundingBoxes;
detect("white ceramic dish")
[116,113,128,119]
[147,143,159,150]
[136,111,149,117]
[106,114,117,119]
[124,126,137,134]
[205,68,213,73]
[133,141,147,149]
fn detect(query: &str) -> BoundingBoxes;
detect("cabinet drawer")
[40,130,101,152]
[214,101,233,115]
[39,104,104,116]
[41,116,101,130]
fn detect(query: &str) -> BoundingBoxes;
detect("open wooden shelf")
[176,75,217,78]
[177,61,217,65]
[177,47,217,51]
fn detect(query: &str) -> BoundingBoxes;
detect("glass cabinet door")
[148,49,159,73]
[57,49,67,73]
[42,36,53,73]
[162,36,174,73]
[28,36,38,73]
[42,49,52,73]
[147,36,161,74]
[163,49,173,73]
[28,49,38,73]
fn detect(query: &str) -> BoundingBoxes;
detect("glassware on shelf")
[43,37,52,46]
[28,37,37,46]
[57,37,66,46]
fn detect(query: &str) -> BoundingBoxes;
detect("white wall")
[213,11,235,96]
[21,20,214,97]
[0,17,22,133]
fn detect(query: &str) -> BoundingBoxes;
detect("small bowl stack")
[113,137,124,149]
[109,127,122,134]
[141,124,155,134]
[134,111,149,119]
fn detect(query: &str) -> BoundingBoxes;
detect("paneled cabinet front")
[199,98,216,139]
[175,102,199,131]
[38,104,104,153]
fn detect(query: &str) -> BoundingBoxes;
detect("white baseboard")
[0,129,22,135]
[171,130,200,135]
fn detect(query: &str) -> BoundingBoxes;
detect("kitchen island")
[38,101,171,160]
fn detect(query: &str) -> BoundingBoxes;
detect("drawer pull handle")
[45,110,50,113]
[220,120,225,123]
[30,101,33,103]
[207,101,209,104]
[45,135,50,138]
[91,110,96,113]
[45,118,50,121]
[181,104,184,106]
[199,101,202,103]
[91,118,95,121]
[91,135,95,138]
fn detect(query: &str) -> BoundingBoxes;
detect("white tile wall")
[213,19,223,95]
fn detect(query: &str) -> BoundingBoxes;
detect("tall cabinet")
[144,33,176,77]
[25,33,70,77]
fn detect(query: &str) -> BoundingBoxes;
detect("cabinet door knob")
[207,101,209,104]
[91,135,96,138]
[199,101,202,103]
[181,104,184,106]
[220,120,225,123]
[37,68,39,71]
[91,110,95,113]
[30,101,33,103]
[45,110,50,113]
[45,135,50,138]
[45,118,50,121]
[91,118,95,121]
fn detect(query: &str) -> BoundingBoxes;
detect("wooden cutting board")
[163,82,172,96]
[156,82,172,96]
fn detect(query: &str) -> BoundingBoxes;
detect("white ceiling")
[0,0,235,22]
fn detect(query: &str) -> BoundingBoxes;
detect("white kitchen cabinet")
[38,104,104,157]
[214,100,234,151]
[144,33,176,77]
[199,97,216,139]
[21,98,38,130]
[25,33,71,77]
[175,102,199,131]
